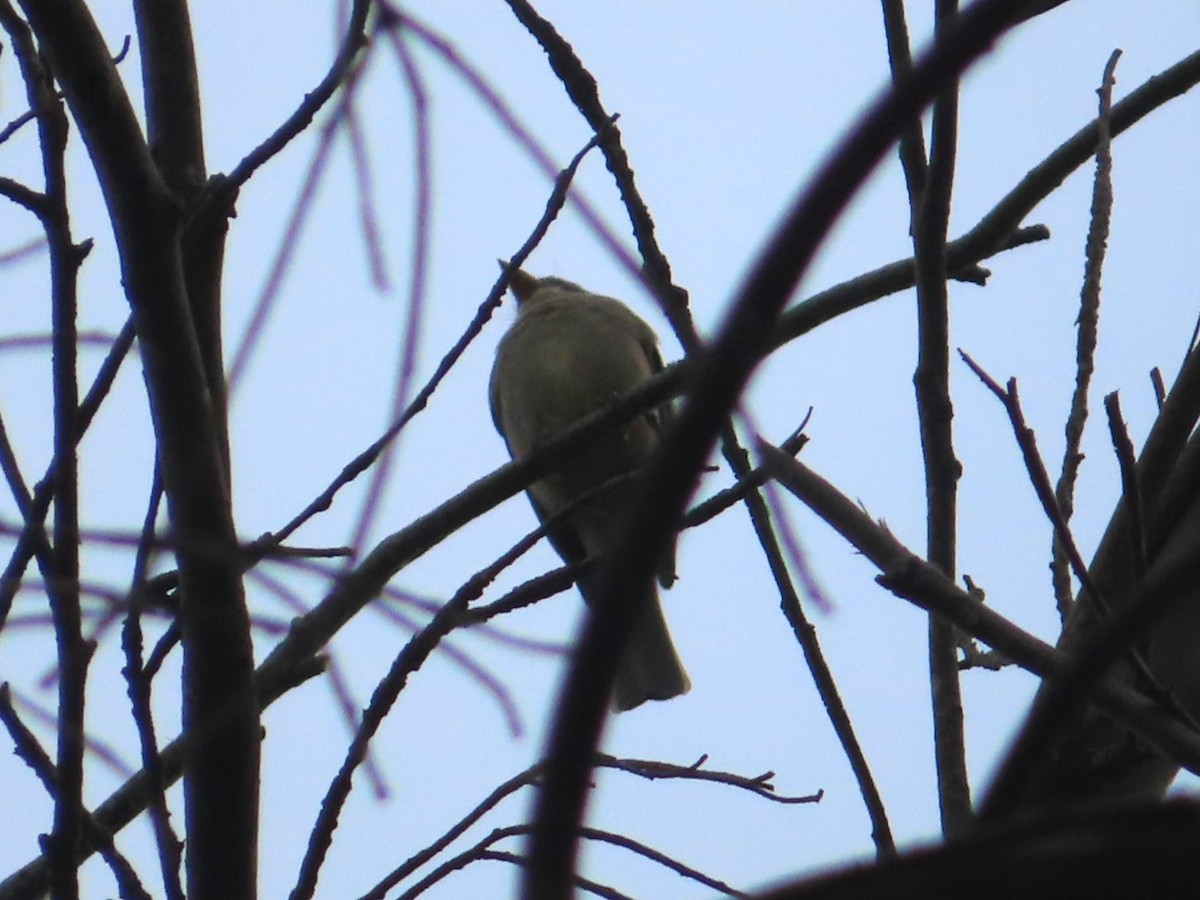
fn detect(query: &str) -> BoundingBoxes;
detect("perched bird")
[489,265,690,711]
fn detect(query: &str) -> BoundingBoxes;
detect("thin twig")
[393,830,630,900]
[0,686,152,900]
[595,753,821,805]
[394,824,744,900]
[502,0,699,346]
[357,766,545,900]
[961,354,1111,612]
[120,474,184,900]
[196,0,372,216]
[1104,393,1146,581]
[1052,49,1120,620]
[755,463,893,854]
[1151,367,1167,409]
[0,4,91,889]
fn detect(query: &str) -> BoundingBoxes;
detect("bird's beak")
[497,259,538,303]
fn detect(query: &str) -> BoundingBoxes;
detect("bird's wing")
[527,490,590,571]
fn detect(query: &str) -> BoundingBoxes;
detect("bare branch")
[761,443,1200,779]
[954,47,1200,263]
[1052,49,1120,619]
[1104,393,1145,580]
[0,686,153,900]
[959,354,1109,614]
[909,0,970,837]
[203,0,371,207]
[502,0,699,347]
[13,1,260,894]
[0,5,90,892]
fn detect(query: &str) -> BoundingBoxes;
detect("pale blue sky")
[2,3,1199,897]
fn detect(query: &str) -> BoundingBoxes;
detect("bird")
[488,264,690,711]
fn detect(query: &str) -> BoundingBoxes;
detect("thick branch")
[15,3,258,897]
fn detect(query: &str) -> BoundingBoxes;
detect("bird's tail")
[611,586,690,712]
